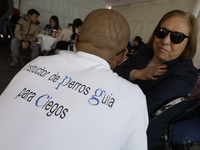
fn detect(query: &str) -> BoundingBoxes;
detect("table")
[37,34,56,52]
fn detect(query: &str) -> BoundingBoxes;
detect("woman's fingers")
[133,65,168,80]
[146,66,168,80]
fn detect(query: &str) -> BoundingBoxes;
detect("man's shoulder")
[18,16,29,24]
[17,17,25,23]
[118,75,144,93]
[61,28,72,33]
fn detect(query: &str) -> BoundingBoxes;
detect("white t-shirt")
[0,51,148,150]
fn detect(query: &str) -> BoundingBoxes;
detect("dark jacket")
[114,44,198,116]
[0,0,13,18]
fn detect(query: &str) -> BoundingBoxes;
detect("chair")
[18,47,32,66]
[148,98,200,150]
[167,97,200,150]
[1,21,15,44]
[5,22,15,40]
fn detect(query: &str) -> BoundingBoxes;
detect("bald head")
[78,9,130,54]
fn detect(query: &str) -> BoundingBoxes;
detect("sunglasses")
[155,27,189,44]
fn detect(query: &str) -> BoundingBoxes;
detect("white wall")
[113,0,196,43]
[13,0,108,30]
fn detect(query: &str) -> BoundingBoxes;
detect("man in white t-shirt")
[0,9,148,150]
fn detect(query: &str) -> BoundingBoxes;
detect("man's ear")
[75,34,79,50]
[116,50,128,66]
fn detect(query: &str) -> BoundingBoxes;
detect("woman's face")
[50,19,56,28]
[153,16,190,63]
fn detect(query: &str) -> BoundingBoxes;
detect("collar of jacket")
[24,15,32,23]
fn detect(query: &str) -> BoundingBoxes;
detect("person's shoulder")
[182,59,198,74]
[184,58,196,65]
[17,17,24,22]
[172,58,197,70]
[119,77,146,105]
[63,28,70,31]
[24,15,29,21]
[18,15,29,24]
[60,28,70,33]
[168,59,198,80]
[112,72,145,94]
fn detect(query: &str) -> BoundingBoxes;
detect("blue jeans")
[147,107,200,149]
[170,116,200,144]
[10,38,40,60]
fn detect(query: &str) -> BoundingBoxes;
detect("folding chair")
[1,21,14,44]
[148,98,200,150]
[18,47,32,66]
[166,98,200,150]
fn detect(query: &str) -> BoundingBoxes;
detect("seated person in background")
[55,18,82,43]
[9,8,21,25]
[125,41,132,58]
[42,15,61,56]
[44,15,61,36]
[10,8,40,67]
[114,10,198,150]
[67,23,72,28]
[127,41,131,50]
[127,41,131,51]
[0,8,148,150]
[129,36,144,54]
[53,18,82,53]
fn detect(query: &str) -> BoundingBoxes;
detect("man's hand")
[25,42,29,49]
[132,65,168,80]
[22,42,29,50]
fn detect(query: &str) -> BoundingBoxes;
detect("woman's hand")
[132,65,168,80]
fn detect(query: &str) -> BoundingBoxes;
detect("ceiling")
[100,0,156,6]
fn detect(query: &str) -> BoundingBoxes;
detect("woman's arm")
[114,51,140,79]
[146,67,198,115]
